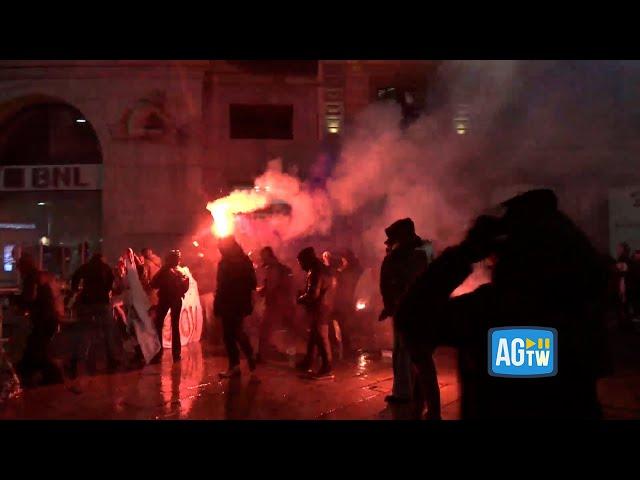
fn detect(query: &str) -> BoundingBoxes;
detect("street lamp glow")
[76,118,87,123]
[37,202,46,206]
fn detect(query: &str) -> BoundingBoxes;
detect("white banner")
[125,256,162,364]
[0,164,102,191]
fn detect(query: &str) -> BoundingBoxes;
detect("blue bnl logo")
[489,327,557,378]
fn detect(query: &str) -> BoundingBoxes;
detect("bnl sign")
[0,164,102,191]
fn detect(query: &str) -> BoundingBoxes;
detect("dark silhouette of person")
[257,246,295,362]
[379,218,439,419]
[15,255,63,387]
[627,250,640,323]
[70,252,121,376]
[615,242,633,330]
[214,237,258,378]
[396,189,611,419]
[296,247,334,378]
[150,250,189,363]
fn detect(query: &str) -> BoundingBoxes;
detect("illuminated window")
[3,245,14,272]
[454,104,470,135]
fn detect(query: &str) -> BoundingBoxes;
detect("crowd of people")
[6,236,367,388]
[3,187,630,419]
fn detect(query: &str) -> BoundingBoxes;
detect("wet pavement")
[2,326,639,419]
[0,343,461,420]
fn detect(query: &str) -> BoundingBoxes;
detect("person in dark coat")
[150,250,189,363]
[214,237,258,378]
[15,256,64,387]
[256,246,295,362]
[396,189,611,419]
[296,247,335,378]
[70,252,122,376]
[379,218,439,419]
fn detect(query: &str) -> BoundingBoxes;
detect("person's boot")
[311,364,334,379]
[219,365,241,378]
[423,410,442,420]
[384,394,411,404]
[248,356,257,372]
[295,358,312,372]
[65,359,78,380]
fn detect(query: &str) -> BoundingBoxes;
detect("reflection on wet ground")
[0,343,461,420]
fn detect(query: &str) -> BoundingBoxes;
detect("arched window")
[0,103,102,166]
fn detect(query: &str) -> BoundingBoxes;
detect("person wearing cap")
[379,217,436,416]
[150,249,189,362]
[296,246,335,378]
[396,189,611,418]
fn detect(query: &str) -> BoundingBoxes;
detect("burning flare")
[206,189,269,238]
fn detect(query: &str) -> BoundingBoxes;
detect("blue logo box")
[488,327,557,378]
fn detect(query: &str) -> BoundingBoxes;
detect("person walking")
[70,253,122,376]
[214,237,258,378]
[296,247,335,379]
[150,250,189,363]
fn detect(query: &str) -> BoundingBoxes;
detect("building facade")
[0,60,439,281]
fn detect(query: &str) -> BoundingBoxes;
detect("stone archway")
[0,98,104,279]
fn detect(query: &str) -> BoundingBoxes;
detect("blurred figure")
[15,253,38,314]
[70,253,122,376]
[214,237,258,378]
[397,189,611,418]
[150,250,189,362]
[140,248,162,308]
[15,259,64,387]
[627,249,640,324]
[257,246,295,362]
[379,218,437,418]
[615,242,632,330]
[296,247,334,379]
[332,249,364,359]
[189,254,217,344]
[321,250,341,358]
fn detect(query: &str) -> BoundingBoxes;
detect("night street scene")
[2,60,640,421]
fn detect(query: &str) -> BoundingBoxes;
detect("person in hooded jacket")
[379,218,439,418]
[296,247,335,379]
[214,237,258,378]
[150,250,189,363]
[396,189,611,419]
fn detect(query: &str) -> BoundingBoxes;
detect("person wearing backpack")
[150,250,189,363]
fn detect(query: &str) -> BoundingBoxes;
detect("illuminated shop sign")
[0,164,102,191]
